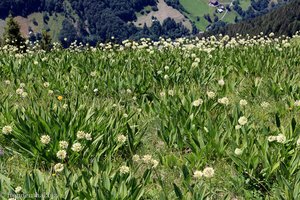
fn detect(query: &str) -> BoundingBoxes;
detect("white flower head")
[142,154,152,164]
[276,134,286,144]
[192,99,203,107]
[15,186,22,193]
[151,159,159,168]
[120,165,130,174]
[235,125,242,130]
[71,142,82,152]
[234,148,243,155]
[203,167,214,178]
[218,79,225,86]
[117,134,127,143]
[21,92,28,98]
[54,163,64,173]
[206,91,216,99]
[132,154,140,162]
[40,135,51,144]
[268,136,277,142]
[218,97,229,105]
[238,116,248,126]
[16,88,24,95]
[85,133,92,140]
[239,99,248,106]
[193,170,203,179]
[261,101,270,108]
[43,82,50,87]
[56,150,67,159]
[48,90,54,95]
[4,80,10,85]
[77,131,86,139]
[297,138,300,146]
[2,125,12,135]
[59,141,69,149]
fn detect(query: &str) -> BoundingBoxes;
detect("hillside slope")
[206,0,300,36]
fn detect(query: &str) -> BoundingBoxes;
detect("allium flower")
[54,163,64,173]
[20,83,25,88]
[238,116,248,126]
[142,154,152,164]
[59,141,68,149]
[77,131,86,139]
[261,101,270,108]
[160,91,166,97]
[294,100,300,107]
[90,71,97,77]
[239,99,248,106]
[168,90,174,96]
[151,159,159,168]
[276,134,286,143]
[132,154,140,162]
[297,138,300,146]
[85,133,92,140]
[71,142,82,152]
[235,125,242,130]
[117,134,127,143]
[120,165,130,174]
[234,148,243,155]
[56,150,67,159]
[218,97,229,105]
[2,125,12,135]
[4,80,10,85]
[40,135,51,144]
[15,186,22,193]
[268,136,277,142]
[21,92,28,98]
[218,79,225,86]
[164,75,169,80]
[192,99,203,107]
[43,82,50,87]
[203,167,214,178]
[206,91,216,99]
[93,88,98,93]
[48,90,54,95]
[16,88,24,95]
[193,170,203,179]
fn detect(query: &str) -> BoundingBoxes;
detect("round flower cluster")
[133,154,159,168]
[193,167,215,179]
[119,165,130,174]
[76,130,92,141]
[218,97,229,105]
[54,163,64,173]
[40,135,51,144]
[71,142,82,152]
[117,134,127,143]
[192,99,203,107]
[238,116,248,126]
[268,134,286,144]
[2,125,12,135]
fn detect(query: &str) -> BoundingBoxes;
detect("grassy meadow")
[1,34,300,199]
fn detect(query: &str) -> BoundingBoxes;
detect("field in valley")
[1,34,300,199]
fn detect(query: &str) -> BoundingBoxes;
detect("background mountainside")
[0,0,296,44]
[206,0,300,36]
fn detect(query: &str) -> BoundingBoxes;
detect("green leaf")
[173,183,183,200]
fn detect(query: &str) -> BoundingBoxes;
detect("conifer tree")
[40,30,52,52]
[3,14,25,50]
